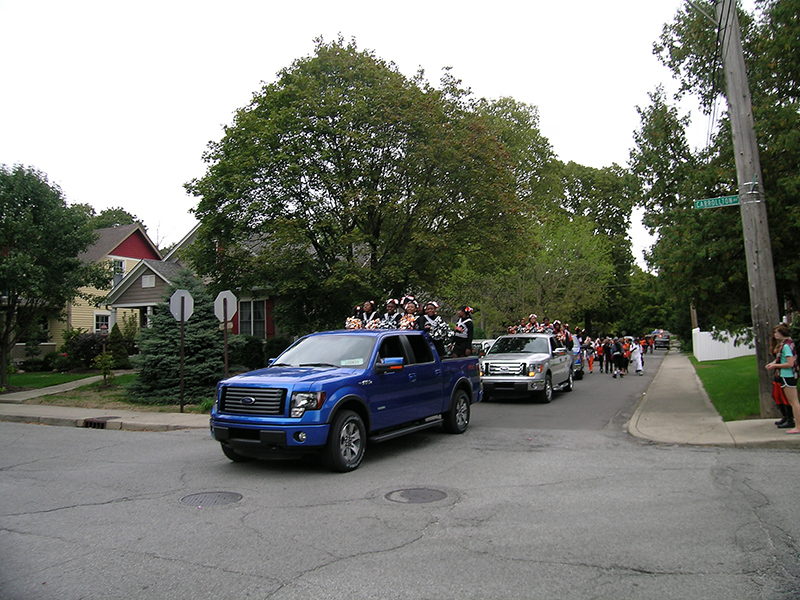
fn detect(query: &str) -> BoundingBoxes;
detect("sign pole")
[716,0,780,418]
[223,298,229,378]
[180,297,185,413]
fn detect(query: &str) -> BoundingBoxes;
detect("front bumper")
[482,377,543,397]
[210,417,331,455]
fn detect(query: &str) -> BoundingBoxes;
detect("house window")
[141,275,155,288]
[239,300,266,339]
[112,259,125,286]
[95,313,111,335]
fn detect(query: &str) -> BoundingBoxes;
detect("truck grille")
[221,387,286,416]
[484,362,525,376]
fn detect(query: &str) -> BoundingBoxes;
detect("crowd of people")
[505,313,656,378]
[344,296,475,357]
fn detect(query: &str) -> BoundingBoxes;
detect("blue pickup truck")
[210,329,482,472]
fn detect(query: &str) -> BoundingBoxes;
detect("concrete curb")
[628,349,800,449]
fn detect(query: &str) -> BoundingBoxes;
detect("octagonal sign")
[170,289,194,322]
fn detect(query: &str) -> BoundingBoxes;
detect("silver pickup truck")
[479,333,574,402]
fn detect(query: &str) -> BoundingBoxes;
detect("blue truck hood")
[219,366,361,387]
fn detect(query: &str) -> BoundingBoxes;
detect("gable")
[111,229,161,260]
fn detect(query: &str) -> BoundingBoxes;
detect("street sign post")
[169,289,194,412]
[214,290,238,378]
[693,195,739,210]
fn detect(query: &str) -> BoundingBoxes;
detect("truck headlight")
[290,391,326,417]
[528,364,543,376]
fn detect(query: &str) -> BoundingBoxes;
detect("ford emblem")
[241,396,256,405]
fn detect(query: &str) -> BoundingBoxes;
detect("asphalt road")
[2,353,799,600]
[478,350,664,431]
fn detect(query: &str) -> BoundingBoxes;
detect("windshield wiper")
[270,362,292,367]
[299,362,336,368]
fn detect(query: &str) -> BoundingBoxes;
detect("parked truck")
[210,329,482,472]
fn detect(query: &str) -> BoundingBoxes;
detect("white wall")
[692,328,756,362]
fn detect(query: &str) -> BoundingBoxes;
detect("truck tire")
[564,368,574,391]
[221,443,252,463]
[443,389,470,434]
[323,410,366,472]
[537,373,553,403]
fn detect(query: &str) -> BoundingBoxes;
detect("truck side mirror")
[376,356,404,374]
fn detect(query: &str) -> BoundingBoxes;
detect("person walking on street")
[631,338,644,375]
[611,337,624,378]
[766,323,800,434]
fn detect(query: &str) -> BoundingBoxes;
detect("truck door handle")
[434,369,442,377]
[408,373,417,382]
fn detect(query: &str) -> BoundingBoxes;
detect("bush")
[128,271,224,405]
[108,323,131,369]
[61,331,105,369]
[53,353,71,371]
[227,335,265,371]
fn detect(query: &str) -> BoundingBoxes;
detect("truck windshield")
[488,337,549,355]
[274,335,376,368]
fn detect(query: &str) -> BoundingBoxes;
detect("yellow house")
[43,224,162,353]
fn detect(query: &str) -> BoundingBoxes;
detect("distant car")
[573,344,585,380]
[651,330,671,350]
[471,339,495,357]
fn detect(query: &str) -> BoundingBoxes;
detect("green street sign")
[694,195,740,209]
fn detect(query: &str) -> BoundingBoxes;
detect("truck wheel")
[537,374,553,403]
[323,410,366,472]
[443,389,470,434]
[565,368,574,391]
[221,443,252,463]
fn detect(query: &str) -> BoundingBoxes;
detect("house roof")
[79,224,161,264]
[105,258,188,306]
[163,222,200,262]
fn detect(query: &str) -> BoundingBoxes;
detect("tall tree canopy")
[632,0,800,336]
[0,165,109,385]
[186,37,519,334]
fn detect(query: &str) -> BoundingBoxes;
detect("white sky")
[0,0,755,263]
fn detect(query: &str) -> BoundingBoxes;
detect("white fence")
[692,328,756,362]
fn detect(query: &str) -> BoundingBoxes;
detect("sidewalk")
[628,349,800,449]
[0,376,208,432]
[1,356,800,446]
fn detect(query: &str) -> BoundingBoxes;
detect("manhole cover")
[180,492,242,507]
[385,488,447,504]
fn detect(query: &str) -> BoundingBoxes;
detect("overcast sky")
[0,1,756,264]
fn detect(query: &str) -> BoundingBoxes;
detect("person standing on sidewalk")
[766,323,800,434]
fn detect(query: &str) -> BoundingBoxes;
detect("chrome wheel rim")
[340,420,362,462]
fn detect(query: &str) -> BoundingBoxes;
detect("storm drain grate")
[385,488,447,504]
[83,417,119,429]
[180,492,243,507]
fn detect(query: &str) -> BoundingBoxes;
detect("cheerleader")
[398,299,418,329]
[416,302,448,357]
[381,299,401,328]
[360,300,379,327]
[451,306,474,357]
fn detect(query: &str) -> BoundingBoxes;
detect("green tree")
[559,161,637,334]
[107,322,130,369]
[128,271,223,404]
[71,204,145,230]
[642,0,800,332]
[185,37,518,335]
[0,165,109,386]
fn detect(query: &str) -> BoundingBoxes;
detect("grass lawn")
[689,354,760,421]
[5,371,213,414]
[5,371,99,390]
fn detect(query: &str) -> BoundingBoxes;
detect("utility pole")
[715,0,780,417]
